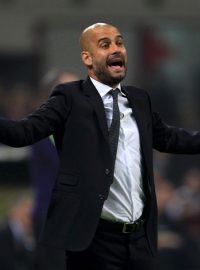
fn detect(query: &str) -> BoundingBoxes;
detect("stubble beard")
[93,62,127,87]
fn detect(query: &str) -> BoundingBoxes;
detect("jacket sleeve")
[153,112,200,154]
[0,86,71,147]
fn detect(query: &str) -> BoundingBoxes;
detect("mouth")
[107,58,125,73]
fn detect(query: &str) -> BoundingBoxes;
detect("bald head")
[80,23,119,52]
[80,22,127,87]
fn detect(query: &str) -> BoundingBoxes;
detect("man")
[0,23,200,270]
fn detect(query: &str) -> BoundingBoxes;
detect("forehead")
[92,26,122,41]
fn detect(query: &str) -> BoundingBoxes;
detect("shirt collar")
[90,77,124,98]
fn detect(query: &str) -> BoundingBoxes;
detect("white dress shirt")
[90,78,145,223]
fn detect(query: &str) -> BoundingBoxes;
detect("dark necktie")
[109,89,120,169]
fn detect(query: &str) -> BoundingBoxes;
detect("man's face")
[82,25,128,87]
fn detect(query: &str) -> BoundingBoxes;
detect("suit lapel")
[82,77,109,141]
[122,86,151,166]
[123,86,148,130]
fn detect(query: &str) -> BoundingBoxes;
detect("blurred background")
[1,0,200,269]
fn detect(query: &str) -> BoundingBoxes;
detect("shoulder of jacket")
[123,85,149,97]
[50,80,84,97]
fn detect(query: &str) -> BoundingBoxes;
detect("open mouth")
[107,58,125,72]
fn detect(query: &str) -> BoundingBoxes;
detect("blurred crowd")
[155,165,200,270]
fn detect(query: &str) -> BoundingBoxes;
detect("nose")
[110,43,121,53]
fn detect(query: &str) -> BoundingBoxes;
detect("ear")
[81,51,92,67]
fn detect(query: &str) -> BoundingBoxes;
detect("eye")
[116,40,124,47]
[100,42,110,49]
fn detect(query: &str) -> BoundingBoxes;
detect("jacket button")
[105,168,110,175]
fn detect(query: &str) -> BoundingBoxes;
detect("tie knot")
[109,89,119,99]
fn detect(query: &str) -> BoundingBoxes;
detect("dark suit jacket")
[0,77,200,255]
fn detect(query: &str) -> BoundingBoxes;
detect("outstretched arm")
[153,112,200,154]
[0,92,71,147]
